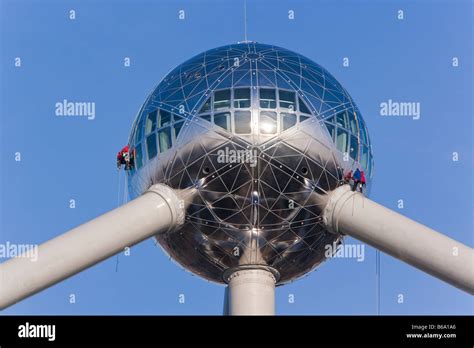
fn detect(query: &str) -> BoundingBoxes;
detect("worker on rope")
[360,170,366,194]
[116,145,134,170]
[352,168,361,192]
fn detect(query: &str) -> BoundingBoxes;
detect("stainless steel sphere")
[127,42,373,284]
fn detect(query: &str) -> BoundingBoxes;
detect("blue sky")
[1,0,472,315]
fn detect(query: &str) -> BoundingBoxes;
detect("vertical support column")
[223,286,229,315]
[225,267,277,315]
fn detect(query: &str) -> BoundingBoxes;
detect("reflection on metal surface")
[127,42,374,284]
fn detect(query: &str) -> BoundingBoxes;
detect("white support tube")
[323,185,474,294]
[226,268,276,315]
[0,184,186,310]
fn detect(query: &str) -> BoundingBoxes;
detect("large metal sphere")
[127,42,373,284]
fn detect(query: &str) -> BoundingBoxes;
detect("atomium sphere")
[127,42,374,284]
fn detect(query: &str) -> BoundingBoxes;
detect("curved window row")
[197,87,313,135]
[199,87,312,114]
[131,109,185,171]
[198,109,310,135]
[324,109,372,174]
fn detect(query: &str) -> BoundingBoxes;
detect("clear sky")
[1,0,472,315]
